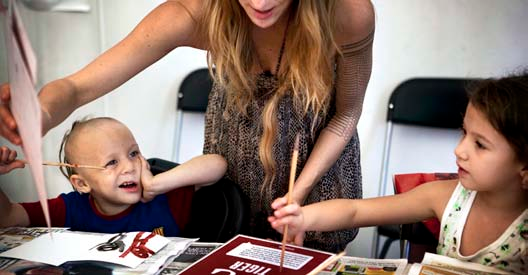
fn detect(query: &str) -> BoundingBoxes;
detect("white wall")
[1,0,527,258]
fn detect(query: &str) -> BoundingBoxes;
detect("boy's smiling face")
[68,119,143,215]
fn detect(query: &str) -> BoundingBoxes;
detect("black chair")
[373,78,471,259]
[148,158,249,243]
[172,68,214,162]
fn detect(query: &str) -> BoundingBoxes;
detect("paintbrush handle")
[280,134,301,271]
[306,251,346,275]
[43,161,105,170]
[21,160,105,170]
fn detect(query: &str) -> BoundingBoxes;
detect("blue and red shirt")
[20,186,194,237]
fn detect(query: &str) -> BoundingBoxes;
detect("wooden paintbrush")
[279,134,300,272]
[306,251,346,275]
[22,160,105,170]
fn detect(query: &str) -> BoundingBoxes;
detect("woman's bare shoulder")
[334,0,375,44]
[162,0,204,48]
[166,0,204,18]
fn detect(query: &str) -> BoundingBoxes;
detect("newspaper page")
[159,242,223,275]
[407,252,511,275]
[317,256,407,275]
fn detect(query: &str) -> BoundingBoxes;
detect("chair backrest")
[394,173,458,240]
[373,78,471,258]
[394,172,458,263]
[147,158,249,243]
[172,68,214,162]
[177,68,213,112]
[378,78,471,198]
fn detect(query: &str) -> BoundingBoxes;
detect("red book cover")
[179,235,335,275]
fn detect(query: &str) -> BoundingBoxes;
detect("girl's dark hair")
[467,70,528,164]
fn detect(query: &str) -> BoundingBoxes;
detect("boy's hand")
[0,146,25,174]
[268,196,306,246]
[139,155,157,202]
[0,84,22,145]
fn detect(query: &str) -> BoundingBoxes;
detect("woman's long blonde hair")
[200,0,339,191]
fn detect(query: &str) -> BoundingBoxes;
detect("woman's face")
[238,0,293,28]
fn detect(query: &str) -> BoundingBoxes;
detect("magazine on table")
[407,252,512,275]
[178,234,338,275]
[317,256,407,275]
[158,242,223,275]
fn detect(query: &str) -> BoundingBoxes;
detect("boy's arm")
[0,146,30,227]
[140,154,227,202]
[270,179,457,244]
[0,191,30,228]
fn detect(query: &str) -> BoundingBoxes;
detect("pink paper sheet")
[4,0,50,228]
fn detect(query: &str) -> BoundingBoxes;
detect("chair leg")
[371,231,380,258]
[378,238,396,259]
[400,238,409,259]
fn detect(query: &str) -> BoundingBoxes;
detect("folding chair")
[172,68,214,163]
[148,158,249,242]
[372,78,471,259]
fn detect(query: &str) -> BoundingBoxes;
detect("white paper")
[11,0,37,84]
[4,0,50,229]
[0,231,170,268]
[226,241,313,270]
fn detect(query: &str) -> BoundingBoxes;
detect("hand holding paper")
[3,0,50,228]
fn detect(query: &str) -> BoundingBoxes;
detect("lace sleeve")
[325,30,374,140]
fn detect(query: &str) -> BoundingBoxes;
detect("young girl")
[269,73,528,274]
[0,117,227,236]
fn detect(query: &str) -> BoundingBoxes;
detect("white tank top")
[437,182,528,274]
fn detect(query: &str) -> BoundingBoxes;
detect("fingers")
[139,155,156,202]
[268,211,298,229]
[0,146,16,163]
[273,203,301,219]
[0,84,21,145]
[293,233,305,246]
[0,146,25,174]
[0,83,11,102]
[271,196,288,210]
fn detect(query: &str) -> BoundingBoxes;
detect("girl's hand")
[0,84,22,145]
[268,196,306,246]
[0,146,25,174]
[139,155,157,202]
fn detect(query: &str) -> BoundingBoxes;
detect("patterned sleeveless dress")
[203,73,362,252]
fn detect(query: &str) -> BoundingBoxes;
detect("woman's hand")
[0,146,25,174]
[0,84,22,145]
[268,196,306,246]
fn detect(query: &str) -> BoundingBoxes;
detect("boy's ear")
[520,168,528,190]
[70,175,91,194]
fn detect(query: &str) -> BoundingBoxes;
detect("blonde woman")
[0,0,375,252]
